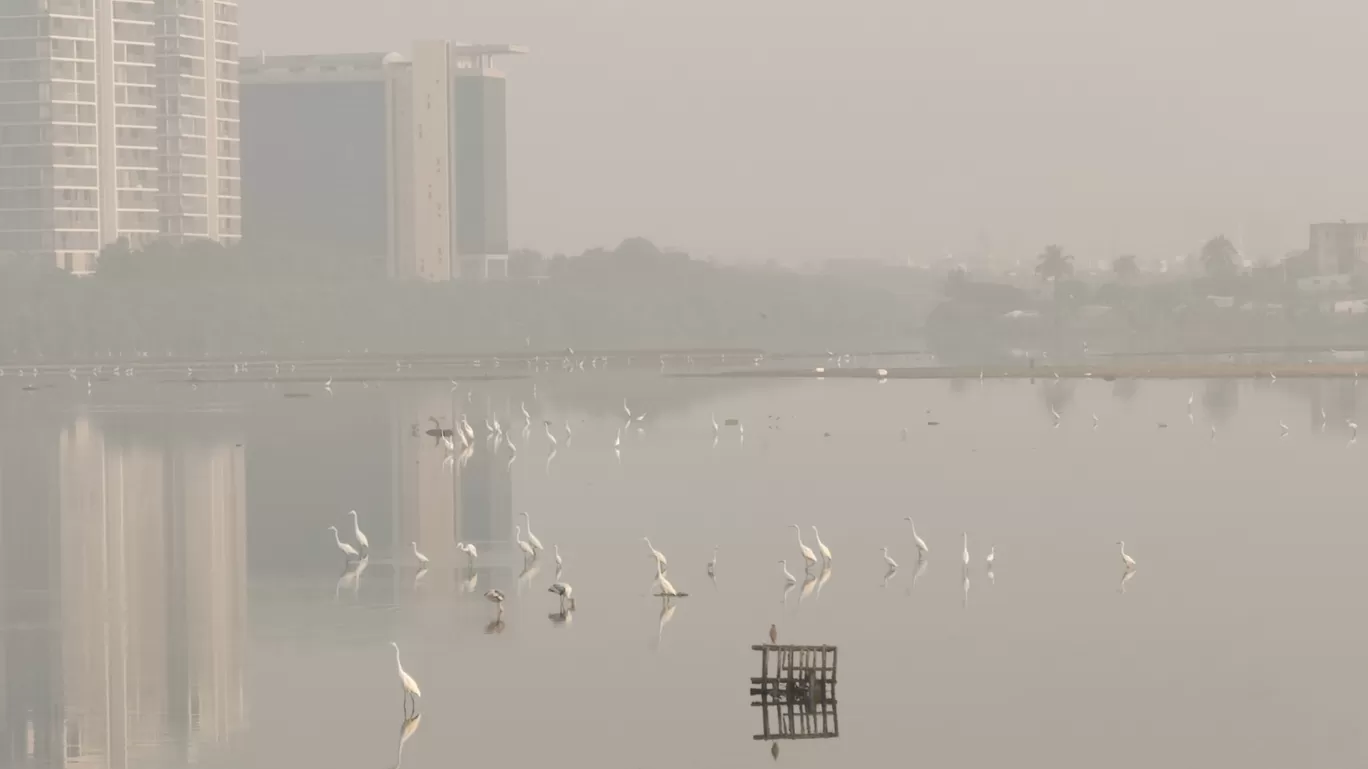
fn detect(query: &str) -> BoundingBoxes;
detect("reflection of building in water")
[0,412,246,768]
[390,390,513,573]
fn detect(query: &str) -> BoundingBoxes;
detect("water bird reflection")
[392,713,422,769]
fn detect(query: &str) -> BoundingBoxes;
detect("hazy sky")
[241,0,1368,266]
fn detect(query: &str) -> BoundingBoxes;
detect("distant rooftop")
[241,45,528,83]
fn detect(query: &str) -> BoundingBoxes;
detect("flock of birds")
[333,502,1144,716]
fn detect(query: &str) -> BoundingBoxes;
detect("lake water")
[2,365,1366,768]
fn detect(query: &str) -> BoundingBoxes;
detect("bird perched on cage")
[769,624,777,645]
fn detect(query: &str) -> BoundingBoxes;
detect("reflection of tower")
[457,400,513,556]
[391,393,458,569]
[0,411,246,768]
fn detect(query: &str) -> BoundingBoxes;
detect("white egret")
[1279,420,1289,437]
[881,547,899,570]
[507,435,517,453]
[522,402,531,422]
[348,510,369,555]
[1092,413,1099,429]
[554,544,563,572]
[457,541,478,565]
[1349,420,1359,440]
[389,643,421,715]
[484,589,505,616]
[614,428,621,448]
[877,368,889,378]
[564,421,573,442]
[1117,540,1136,570]
[706,545,718,577]
[515,525,536,560]
[769,624,778,644]
[812,526,833,565]
[411,542,429,568]
[544,421,557,447]
[643,537,668,571]
[711,413,719,434]
[655,559,681,597]
[623,399,632,419]
[961,532,969,567]
[903,517,930,555]
[779,559,797,585]
[521,512,544,552]
[548,582,576,611]
[1050,406,1061,425]
[328,526,360,560]
[986,545,995,567]
[789,524,818,569]
[1188,392,1194,408]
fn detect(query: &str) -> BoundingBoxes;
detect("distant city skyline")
[239,0,1368,266]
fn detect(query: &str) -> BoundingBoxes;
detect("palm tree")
[1035,245,1074,282]
[1112,254,1139,282]
[1201,236,1239,279]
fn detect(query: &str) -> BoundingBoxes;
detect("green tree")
[1201,236,1239,279]
[1034,244,1074,282]
[1112,254,1139,282]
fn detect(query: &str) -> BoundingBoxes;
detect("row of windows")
[1,166,97,187]
[0,144,96,167]
[0,123,93,145]
[0,230,98,253]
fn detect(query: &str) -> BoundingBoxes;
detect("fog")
[242,0,1368,264]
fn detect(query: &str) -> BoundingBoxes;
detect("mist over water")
[3,369,1366,768]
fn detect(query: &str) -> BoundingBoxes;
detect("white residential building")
[0,0,238,274]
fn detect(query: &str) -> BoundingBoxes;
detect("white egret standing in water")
[1117,541,1137,570]
[779,560,797,585]
[348,510,369,556]
[881,547,899,570]
[543,421,557,447]
[985,545,995,568]
[389,643,421,716]
[961,532,969,567]
[1279,420,1289,438]
[411,542,429,568]
[457,541,478,566]
[554,544,563,573]
[643,538,667,571]
[812,526,833,565]
[655,559,681,598]
[711,413,719,434]
[706,546,718,577]
[520,512,544,552]
[789,524,818,569]
[903,517,930,555]
[328,526,360,560]
[516,526,536,561]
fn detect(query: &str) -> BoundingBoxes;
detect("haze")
[240,0,1368,264]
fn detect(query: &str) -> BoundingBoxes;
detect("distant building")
[0,0,241,273]
[240,41,526,282]
[240,52,406,274]
[1308,222,1368,276]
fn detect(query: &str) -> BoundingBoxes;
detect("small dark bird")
[768,624,777,644]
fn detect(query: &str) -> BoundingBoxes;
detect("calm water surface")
[2,368,1366,768]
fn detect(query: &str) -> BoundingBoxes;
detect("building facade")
[1308,222,1368,276]
[240,41,524,282]
[0,0,238,274]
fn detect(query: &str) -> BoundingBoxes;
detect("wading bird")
[411,542,428,568]
[903,517,930,556]
[1117,541,1136,570]
[349,510,369,556]
[389,643,421,716]
[521,512,544,552]
[328,526,359,561]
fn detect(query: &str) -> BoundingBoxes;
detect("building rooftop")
[241,52,405,81]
